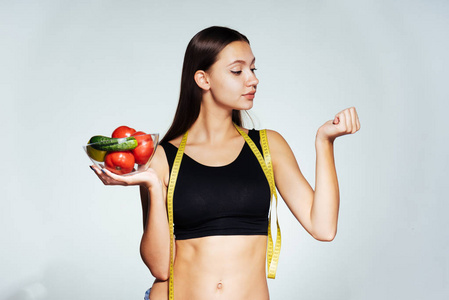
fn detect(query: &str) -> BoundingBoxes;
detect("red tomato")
[112,125,136,138]
[104,151,135,175]
[131,131,154,165]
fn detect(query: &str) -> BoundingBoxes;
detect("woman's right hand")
[90,165,161,190]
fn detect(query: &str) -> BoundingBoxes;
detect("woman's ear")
[194,70,210,91]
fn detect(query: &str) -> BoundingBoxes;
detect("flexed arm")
[268,107,360,241]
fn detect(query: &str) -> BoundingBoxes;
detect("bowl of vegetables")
[84,125,159,176]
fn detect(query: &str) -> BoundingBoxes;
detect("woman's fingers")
[354,108,361,132]
[89,165,157,188]
[336,107,360,135]
[349,107,360,133]
[350,107,357,133]
[320,107,360,141]
[344,109,352,133]
[90,165,126,186]
[332,115,340,125]
[91,166,110,185]
[102,168,131,186]
[90,165,107,184]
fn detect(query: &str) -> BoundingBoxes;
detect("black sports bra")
[161,129,271,240]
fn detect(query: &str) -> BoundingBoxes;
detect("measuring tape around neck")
[166,124,281,299]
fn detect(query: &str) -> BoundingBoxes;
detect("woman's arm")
[268,107,360,241]
[139,147,171,281]
[140,176,170,281]
[140,185,149,230]
[90,146,172,280]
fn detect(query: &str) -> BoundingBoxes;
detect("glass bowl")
[84,133,159,176]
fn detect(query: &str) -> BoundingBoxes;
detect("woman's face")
[205,41,259,111]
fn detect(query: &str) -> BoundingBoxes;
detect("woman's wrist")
[139,168,161,189]
[315,131,335,146]
[147,179,163,197]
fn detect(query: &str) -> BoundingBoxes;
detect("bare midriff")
[151,235,269,300]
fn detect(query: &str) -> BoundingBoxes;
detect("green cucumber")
[88,135,111,145]
[89,135,138,151]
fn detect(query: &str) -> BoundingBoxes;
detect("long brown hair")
[160,26,250,144]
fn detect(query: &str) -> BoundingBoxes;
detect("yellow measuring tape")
[234,124,281,279]
[166,124,281,299]
[166,132,187,299]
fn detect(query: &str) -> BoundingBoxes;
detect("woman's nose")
[246,72,259,87]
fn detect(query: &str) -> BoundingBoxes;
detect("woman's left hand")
[316,107,361,142]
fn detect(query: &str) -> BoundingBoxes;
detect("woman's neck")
[188,104,239,145]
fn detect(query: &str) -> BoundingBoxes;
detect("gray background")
[1,0,448,299]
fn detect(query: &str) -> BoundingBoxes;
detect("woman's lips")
[243,92,256,100]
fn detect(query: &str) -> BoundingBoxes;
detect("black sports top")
[161,129,271,240]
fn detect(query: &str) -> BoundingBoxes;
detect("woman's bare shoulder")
[150,144,170,187]
[264,129,290,150]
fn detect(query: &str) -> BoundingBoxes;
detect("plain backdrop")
[1,0,448,299]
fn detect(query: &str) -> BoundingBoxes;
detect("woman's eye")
[251,68,257,73]
[231,71,242,75]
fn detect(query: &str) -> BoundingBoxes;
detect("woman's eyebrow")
[227,58,256,67]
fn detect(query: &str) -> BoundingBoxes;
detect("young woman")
[91,26,360,300]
